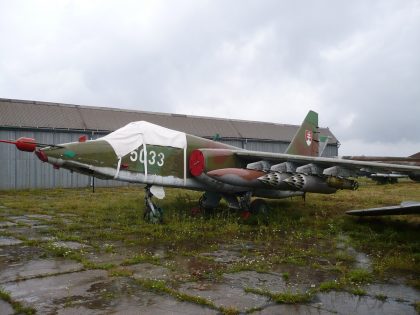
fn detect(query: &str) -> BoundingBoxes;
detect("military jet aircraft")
[1,111,420,222]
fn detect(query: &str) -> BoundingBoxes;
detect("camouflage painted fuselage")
[6,110,420,203]
[36,112,323,199]
[40,133,276,195]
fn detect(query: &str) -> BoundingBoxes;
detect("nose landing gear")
[144,185,163,224]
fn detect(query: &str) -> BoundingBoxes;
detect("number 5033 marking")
[129,149,165,167]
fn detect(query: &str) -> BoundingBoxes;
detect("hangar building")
[0,98,339,190]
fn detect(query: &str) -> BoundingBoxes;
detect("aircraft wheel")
[250,199,269,215]
[144,203,163,224]
[248,199,270,225]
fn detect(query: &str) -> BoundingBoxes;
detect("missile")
[282,174,336,193]
[257,171,294,190]
[283,174,358,193]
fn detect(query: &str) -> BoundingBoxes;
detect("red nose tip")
[15,137,37,152]
[0,137,37,152]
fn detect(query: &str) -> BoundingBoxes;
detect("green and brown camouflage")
[2,110,420,218]
[285,110,319,156]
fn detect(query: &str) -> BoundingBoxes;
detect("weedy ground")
[0,179,419,313]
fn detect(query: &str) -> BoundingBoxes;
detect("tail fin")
[285,110,319,156]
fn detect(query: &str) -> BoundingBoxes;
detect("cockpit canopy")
[100,121,187,158]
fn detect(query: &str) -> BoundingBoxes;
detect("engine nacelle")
[189,149,239,177]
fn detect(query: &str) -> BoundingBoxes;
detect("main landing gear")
[144,185,163,224]
[197,191,269,222]
[238,193,269,222]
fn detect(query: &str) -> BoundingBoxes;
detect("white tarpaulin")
[100,121,187,158]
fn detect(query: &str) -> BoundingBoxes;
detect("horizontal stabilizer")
[346,201,420,216]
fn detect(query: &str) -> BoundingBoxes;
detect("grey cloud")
[0,0,419,154]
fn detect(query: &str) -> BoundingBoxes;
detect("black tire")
[248,199,269,225]
[250,199,269,215]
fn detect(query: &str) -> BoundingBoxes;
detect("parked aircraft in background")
[342,153,420,184]
[1,111,420,222]
[347,201,420,216]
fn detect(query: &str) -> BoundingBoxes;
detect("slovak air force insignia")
[305,130,312,146]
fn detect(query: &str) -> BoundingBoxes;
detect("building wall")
[0,128,338,190]
[0,129,127,190]
[322,144,339,157]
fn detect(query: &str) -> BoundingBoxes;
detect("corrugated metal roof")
[0,98,338,143]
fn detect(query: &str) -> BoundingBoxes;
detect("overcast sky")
[0,0,419,156]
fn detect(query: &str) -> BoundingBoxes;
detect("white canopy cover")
[100,121,187,158]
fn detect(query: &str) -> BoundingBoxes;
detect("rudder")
[285,110,319,156]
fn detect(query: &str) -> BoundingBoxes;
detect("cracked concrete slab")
[8,216,42,226]
[1,270,109,314]
[0,205,418,315]
[2,271,219,315]
[108,292,219,315]
[52,241,90,250]
[311,291,418,315]
[0,300,14,315]
[0,237,22,246]
[366,282,420,304]
[253,303,334,315]
[26,214,53,221]
[223,271,289,293]
[0,221,16,228]
[85,251,127,266]
[128,263,172,281]
[0,259,84,283]
[179,281,270,312]
[201,249,243,263]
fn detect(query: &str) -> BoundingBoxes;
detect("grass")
[0,288,36,314]
[350,287,367,296]
[108,267,134,277]
[121,253,161,266]
[375,293,387,301]
[245,287,313,304]
[273,291,313,304]
[0,180,419,311]
[346,268,373,284]
[319,280,344,292]
[415,301,420,313]
[135,279,241,314]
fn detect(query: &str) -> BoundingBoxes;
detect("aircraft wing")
[346,201,420,216]
[234,150,420,176]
